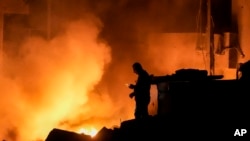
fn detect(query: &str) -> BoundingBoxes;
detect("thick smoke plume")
[0,15,113,140]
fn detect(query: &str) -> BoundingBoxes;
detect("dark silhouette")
[45,67,249,141]
[128,62,151,119]
[238,60,250,81]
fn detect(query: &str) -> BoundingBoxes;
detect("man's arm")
[129,92,135,98]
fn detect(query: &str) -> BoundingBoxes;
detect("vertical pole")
[47,0,51,40]
[207,0,214,75]
[0,10,3,68]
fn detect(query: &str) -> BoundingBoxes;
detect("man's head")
[132,62,143,74]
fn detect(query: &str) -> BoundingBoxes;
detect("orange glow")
[0,17,120,141]
[3,1,250,141]
[78,127,98,137]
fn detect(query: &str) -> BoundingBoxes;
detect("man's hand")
[128,84,135,89]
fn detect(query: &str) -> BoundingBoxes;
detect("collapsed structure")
[45,60,250,141]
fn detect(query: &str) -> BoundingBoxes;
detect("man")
[128,62,151,119]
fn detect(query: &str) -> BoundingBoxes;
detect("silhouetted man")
[128,62,151,119]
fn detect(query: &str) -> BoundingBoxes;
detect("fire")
[78,127,98,137]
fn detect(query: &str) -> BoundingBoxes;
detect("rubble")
[45,68,249,141]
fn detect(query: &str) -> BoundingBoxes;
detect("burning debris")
[44,66,249,141]
[45,128,92,141]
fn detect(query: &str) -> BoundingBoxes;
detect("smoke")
[0,15,112,140]
[0,0,232,140]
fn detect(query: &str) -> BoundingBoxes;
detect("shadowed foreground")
[46,65,250,140]
[45,79,249,140]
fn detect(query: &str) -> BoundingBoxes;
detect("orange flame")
[78,127,98,137]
